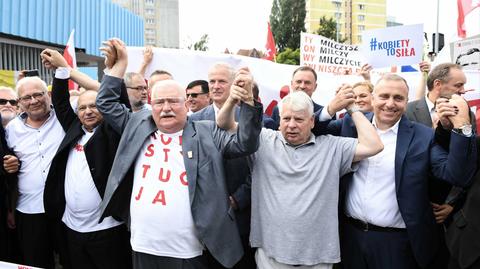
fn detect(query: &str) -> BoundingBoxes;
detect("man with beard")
[125,72,150,112]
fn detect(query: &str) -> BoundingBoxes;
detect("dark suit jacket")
[437,126,480,268]
[189,105,251,237]
[406,98,477,205]
[96,76,263,268]
[0,118,15,209]
[43,77,129,221]
[314,113,477,268]
[0,117,15,258]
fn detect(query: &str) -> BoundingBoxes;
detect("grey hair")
[208,62,235,82]
[0,86,18,99]
[15,76,48,95]
[124,72,144,87]
[151,79,186,100]
[279,91,314,117]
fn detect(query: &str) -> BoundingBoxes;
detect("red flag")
[262,23,277,61]
[63,29,78,90]
[458,0,480,38]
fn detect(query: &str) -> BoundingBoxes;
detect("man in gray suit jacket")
[189,63,254,269]
[96,39,263,269]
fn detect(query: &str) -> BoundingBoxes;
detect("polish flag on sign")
[457,0,480,38]
[262,23,277,61]
[63,29,77,90]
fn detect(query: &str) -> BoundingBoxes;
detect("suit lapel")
[206,105,216,121]
[119,116,157,175]
[395,116,414,192]
[182,121,198,205]
[414,99,433,127]
[59,123,84,152]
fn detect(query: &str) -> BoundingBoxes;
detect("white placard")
[300,33,365,75]
[361,24,424,68]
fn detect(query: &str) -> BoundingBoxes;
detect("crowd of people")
[0,37,479,269]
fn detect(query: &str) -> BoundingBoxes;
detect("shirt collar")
[372,117,400,135]
[213,103,221,113]
[81,125,98,134]
[425,96,435,113]
[20,108,55,125]
[279,133,316,148]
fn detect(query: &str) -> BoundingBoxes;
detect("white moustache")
[160,111,176,118]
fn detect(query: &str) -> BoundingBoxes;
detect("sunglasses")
[0,99,18,106]
[186,92,208,98]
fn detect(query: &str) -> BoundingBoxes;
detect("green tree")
[270,0,306,52]
[188,34,209,51]
[316,15,346,42]
[275,48,300,65]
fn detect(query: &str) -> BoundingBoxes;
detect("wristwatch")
[346,105,361,115]
[452,124,473,136]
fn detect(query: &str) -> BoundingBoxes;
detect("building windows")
[145,29,155,35]
[358,4,365,10]
[357,35,362,42]
[145,0,154,4]
[358,25,365,31]
[335,12,342,20]
[146,8,154,15]
[358,15,365,21]
[146,38,155,44]
[146,18,154,24]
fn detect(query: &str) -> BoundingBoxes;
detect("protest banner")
[451,34,480,70]
[126,47,478,118]
[300,33,365,75]
[361,24,423,68]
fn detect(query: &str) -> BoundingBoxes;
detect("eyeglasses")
[151,97,185,107]
[19,92,45,103]
[127,86,148,92]
[0,99,18,106]
[186,92,208,98]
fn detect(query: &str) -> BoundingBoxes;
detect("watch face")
[462,125,473,135]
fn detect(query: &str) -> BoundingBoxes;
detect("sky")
[178,0,480,53]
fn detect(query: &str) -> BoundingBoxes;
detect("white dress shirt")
[345,118,406,228]
[6,110,65,213]
[425,96,436,123]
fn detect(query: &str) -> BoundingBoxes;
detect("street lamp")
[332,0,342,42]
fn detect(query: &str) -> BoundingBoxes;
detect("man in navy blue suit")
[313,73,476,269]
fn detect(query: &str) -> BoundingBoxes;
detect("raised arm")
[358,63,372,82]
[414,61,431,100]
[431,94,477,187]
[40,49,78,131]
[216,67,255,132]
[40,49,100,91]
[215,68,262,158]
[96,38,131,134]
[349,105,384,162]
[138,46,153,77]
[311,84,355,136]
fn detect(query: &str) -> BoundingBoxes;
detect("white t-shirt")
[62,129,123,232]
[130,130,203,258]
